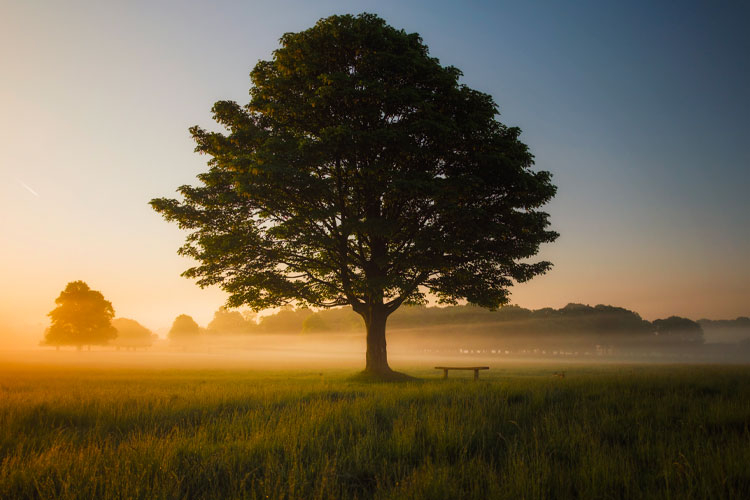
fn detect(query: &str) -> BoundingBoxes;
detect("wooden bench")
[435,366,489,380]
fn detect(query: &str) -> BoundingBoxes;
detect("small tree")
[112,318,157,349]
[258,307,313,333]
[151,14,557,377]
[43,281,117,350]
[207,307,254,335]
[653,316,704,344]
[168,314,202,341]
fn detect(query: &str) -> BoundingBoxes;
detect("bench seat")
[435,366,489,380]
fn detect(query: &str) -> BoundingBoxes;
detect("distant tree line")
[173,302,750,350]
[41,281,749,353]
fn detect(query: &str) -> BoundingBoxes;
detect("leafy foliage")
[168,314,202,340]
[207,307,255,335]
[42,281,117,347]
[151,13,557,316]
[653,316,704,344]
[258,306,313,333]
[302,307,365,334]
[111,318,156,348]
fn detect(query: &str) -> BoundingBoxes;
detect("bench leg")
[474,369,479,380]
[443,369,448,379]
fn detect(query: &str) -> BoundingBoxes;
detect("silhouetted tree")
[258,306,313,333]
[42,281,117,350]
[302,307,364,334]
[301,313,329,334]
[207,307,254,334]
[653,316,704,344]
[151,13,557,377]
[168,314,202,341]
[111,318,156,349]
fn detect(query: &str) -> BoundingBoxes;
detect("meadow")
[0,360,748,499]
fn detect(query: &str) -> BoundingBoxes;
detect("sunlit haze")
[1,0,748,347]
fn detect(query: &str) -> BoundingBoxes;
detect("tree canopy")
[653,316,704,344]
[207,307,254,335]
[42,281,117,349]
[151,13,557,376]
[111,318,156,348]
[168,314,202,341]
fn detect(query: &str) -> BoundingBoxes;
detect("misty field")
[1,363,749,499]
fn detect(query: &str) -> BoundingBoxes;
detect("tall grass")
[0,365,748,499]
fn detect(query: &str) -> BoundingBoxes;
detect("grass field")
[1,362,749,499]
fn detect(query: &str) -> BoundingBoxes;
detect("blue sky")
[1,0,748,338]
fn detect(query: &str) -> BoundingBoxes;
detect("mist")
[4,301,748,370]
[6,331,749,376]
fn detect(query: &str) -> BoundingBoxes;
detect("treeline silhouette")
[111,318,158,350]
[41,280,748,356]
[171,303,750,354]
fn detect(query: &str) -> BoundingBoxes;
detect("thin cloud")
[16,178,39,197]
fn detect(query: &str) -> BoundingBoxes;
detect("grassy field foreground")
[1,363,749,499]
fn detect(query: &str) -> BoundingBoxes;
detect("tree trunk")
[364,306,391,375]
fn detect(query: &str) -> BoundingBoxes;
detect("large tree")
[43,281,117,349]
[151,13,558,377]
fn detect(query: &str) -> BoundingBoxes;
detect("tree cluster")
[179,302,710,347]
[42,281,155,350]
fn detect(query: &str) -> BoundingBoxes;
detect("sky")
[1,0,748,341]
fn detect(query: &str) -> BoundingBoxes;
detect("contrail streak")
[17,178,39,197]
